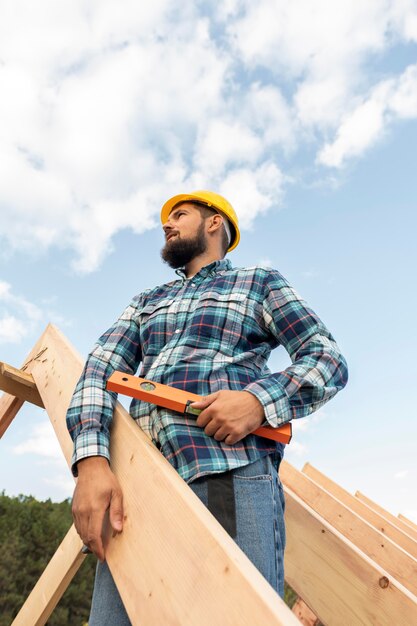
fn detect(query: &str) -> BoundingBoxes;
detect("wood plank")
[0,344,48,438]
[0,361,44,407]
[280,461,417,596]
[12,525,86,626]
[291,598,318,625]
[0,394,24,438]
[30,324,300,626]
[303,463,417,559]
[284,486,417,626]
[399,514,417,533]
[355,491,417,542]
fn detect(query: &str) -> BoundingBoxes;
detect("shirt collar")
[175,259,232,282]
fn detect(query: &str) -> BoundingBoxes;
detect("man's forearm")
[245,334,348,426]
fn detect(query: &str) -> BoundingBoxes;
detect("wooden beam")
[284,486,417,626]
[0,394,24,438]
[12,525,86,626]
[355,491,417,542]
[280,461,417,596]
[291,598,318,625]
[399,514,417,533]
[303,463,417,559]
[29,325,300,626]
[0,345,48,438]
[0,361,44,407]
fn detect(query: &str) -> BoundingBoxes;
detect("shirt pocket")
[187,291,247,349]
[139,298,175,355]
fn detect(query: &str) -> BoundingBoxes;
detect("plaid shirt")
[66,259,348,482]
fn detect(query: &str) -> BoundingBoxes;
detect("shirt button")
[175,329,181,334]
[191,282,195,287]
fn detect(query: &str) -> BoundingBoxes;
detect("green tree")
[0,492,95,626]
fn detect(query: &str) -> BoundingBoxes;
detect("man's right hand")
[72,456,124,561]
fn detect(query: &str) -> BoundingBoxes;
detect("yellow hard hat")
[160,190,240,252]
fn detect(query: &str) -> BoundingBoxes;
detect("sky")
[1,0,416,524]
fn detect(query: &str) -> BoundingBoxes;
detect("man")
[67,190,348,624]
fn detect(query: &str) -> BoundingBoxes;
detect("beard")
[161,221,207,269]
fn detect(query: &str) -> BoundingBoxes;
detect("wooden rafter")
[355,490,417,542]
[303,463,417,559]
[399,514,417,533]
[0,341,49,438]
[280,461,417,596]
[291,598,319,626]
[0,393,24,438]
[284,486,417,626]
[0,361,44,407]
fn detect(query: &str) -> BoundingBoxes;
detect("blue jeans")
[89,454,286,625]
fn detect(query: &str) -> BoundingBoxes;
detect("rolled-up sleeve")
[66,296,142,475]
[245,271,348,427]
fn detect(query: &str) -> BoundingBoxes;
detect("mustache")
[165,231,179,241]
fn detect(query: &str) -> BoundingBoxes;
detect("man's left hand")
[192,390,265,445]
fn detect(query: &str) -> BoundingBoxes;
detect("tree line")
[0,492,94,625]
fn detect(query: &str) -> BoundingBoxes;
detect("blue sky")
[1,1,416,522]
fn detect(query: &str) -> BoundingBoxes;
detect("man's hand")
[72,456,123,561]
[192,390,265,445]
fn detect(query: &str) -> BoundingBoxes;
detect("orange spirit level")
[107,371,292,444]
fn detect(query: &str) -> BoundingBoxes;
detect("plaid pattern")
[66,259,348,481]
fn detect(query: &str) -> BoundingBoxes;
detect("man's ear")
[207,213,223,234]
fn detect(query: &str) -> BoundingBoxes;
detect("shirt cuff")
[71,430,110,477]
[244,378,291,427]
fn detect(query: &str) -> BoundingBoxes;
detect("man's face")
[161,203,207,269]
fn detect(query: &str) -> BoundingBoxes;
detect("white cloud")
[291,408,329,433]
[0,280,68,344]
[403,510,417,523]
[258,258,273,267]
[0,3,239,271]
[13,420,64,459]
[0,280,44,344]
[194,120,263,177]
[44,474,74,496]
[394,469,409,479]
[389,63,417,117]
[241,84,296,152]
[1,1,416,270]
[0,282,11,298]
[294,76,350,130]
[318,64,417,167]
[282,409,330,461]
[219,162,286,230]
[391,1,417,42]
[226,0,391,87]
[0,316,27,344]
[285,440,308,457]
[318,97,387,167]
[227,1,417,159]
[12,417,73,496]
